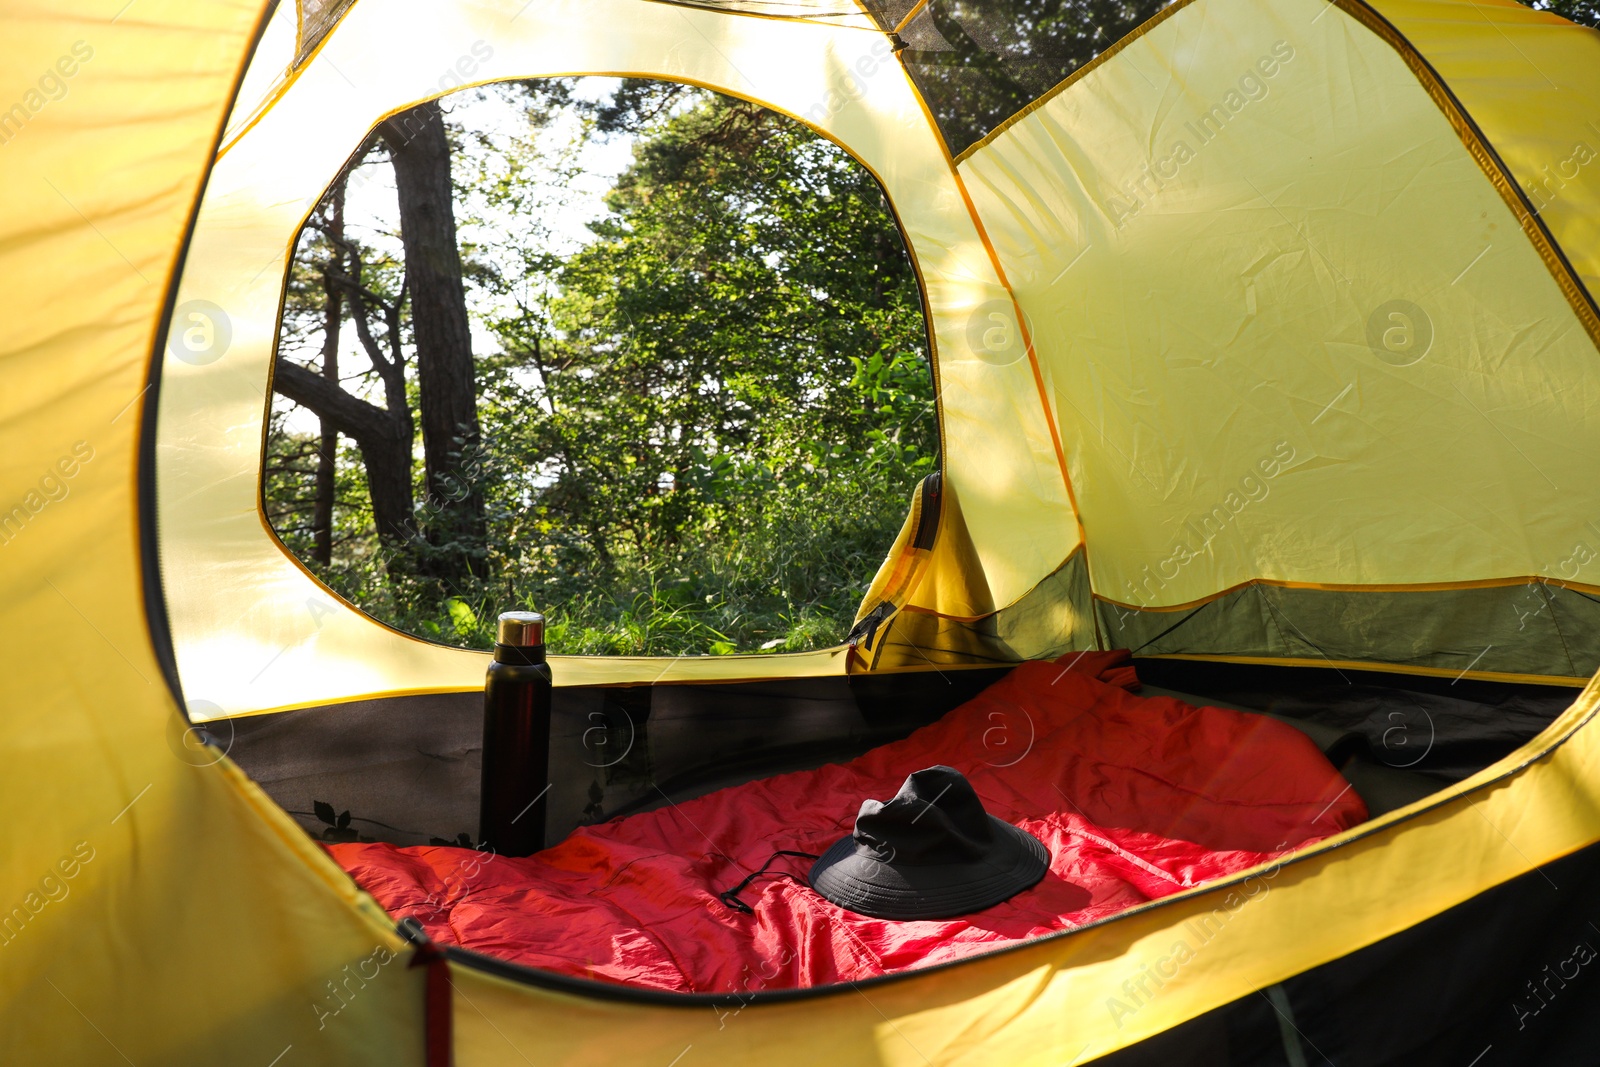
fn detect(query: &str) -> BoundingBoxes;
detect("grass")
[307,467,918,656]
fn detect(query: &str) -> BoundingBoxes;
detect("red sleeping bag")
[330,652,1365,992]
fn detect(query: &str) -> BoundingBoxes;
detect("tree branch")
[272,359,395,444]
[324,269,399,373]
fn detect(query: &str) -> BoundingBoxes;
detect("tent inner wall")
[870,542,1600,683]
[1102,582,1600,681]
[929,0,1600,682]
[214,660,1569,851]
[212,672,1004,848]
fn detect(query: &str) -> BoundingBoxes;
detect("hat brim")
[808,817,1049,921]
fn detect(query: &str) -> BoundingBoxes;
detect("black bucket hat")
[809,766,1049,920]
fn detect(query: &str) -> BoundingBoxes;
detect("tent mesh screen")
[295,0,358,66]
[861,0,1180,157]
[877,554,1600,681]
[646,0,873,19]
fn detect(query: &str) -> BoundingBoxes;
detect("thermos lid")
[497,611,545,647]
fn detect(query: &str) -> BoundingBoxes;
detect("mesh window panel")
[883,0,1180,158]
[295,0,358,66]
[872,546,1600,681]
[646,0,874,20]
[859,0,922,24]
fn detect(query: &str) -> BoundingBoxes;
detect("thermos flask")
[478,611,552,856]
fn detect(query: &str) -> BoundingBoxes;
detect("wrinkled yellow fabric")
[0,4,420,1064]
[1366,0,1600,305]
[961,0,1600,609]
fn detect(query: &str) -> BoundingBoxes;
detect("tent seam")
[1336,0,1600,351]
[893,66,1091,605]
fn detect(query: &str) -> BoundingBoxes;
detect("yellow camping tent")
[4,0,1600,1063]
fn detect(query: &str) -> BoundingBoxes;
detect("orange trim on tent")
[896,61,1090,562]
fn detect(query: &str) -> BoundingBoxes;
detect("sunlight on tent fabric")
[219,0,296,147]
[1370,0,1600,300]
[0,4,427,1065]
[962,0,1600,609]
[873,962,1058,1065]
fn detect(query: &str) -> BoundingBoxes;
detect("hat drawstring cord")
[716,850,820,914]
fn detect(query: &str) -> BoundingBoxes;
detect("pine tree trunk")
[380,101,488,586]
[312,182,345,567]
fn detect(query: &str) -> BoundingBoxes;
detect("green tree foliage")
[1525,0,1598,26]
[899,0,1176,153]
[269,82,935,655]
[476,86,936,653]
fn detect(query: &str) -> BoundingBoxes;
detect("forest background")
[266,77,936,655]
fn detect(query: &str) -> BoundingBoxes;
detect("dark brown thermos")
[479,611,553,856]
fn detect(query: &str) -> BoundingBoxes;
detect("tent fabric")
[861,549,1096,668]
[144,0,1600,716]
[957,0,1600,610]
[327,652,1364,992]
[0,5,427,1065]
[1361,0,1600,307]
[1098,581,1600,683]
[7,0,1600,1063]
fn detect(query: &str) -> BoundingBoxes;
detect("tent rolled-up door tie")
[848,471,943,668]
